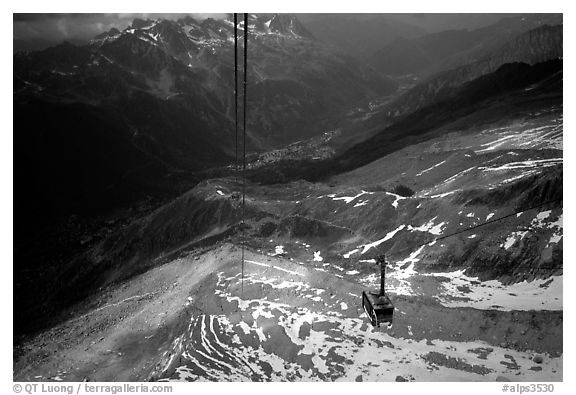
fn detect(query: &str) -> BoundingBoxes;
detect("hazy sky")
[13,13,226,51]
[13,13,523,52]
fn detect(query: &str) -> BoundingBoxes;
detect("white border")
[2,1,572,394]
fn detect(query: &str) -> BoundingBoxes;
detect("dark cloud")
[13,13,107,22]
[13,13,227,51]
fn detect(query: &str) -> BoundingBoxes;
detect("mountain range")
[370,14,562,77]
[14,14,396,225]
[13,13,564,382]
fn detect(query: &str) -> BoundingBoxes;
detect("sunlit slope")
[14,246,562,382]
[15,98,561,380]
[14,57,563,384]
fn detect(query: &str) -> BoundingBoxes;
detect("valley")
[13,13,563,382]
[14,93,563,382]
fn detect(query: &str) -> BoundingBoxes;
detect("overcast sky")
[13,13,226,51]
[13,13,526,52]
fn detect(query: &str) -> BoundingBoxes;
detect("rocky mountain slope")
[13,14,394,204]
[374,25,562,123]
[13,14,563,383]
[15,14,395,153]
[13,14,397,307]
[237,58,561,184]
[370,14,562,77]
[14,108,563,380]
[262,21,563,162]
[14,55,563,382]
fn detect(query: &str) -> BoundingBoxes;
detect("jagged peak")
[267,14,315,39]
[131,18,156,30]
[93,27,121,41]
[90,13,315,52]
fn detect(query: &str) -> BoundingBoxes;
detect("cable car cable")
[371,197,563,262]
[241,13,249,297]
[234,14,238,183]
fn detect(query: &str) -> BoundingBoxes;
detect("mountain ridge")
[370,14,562,77]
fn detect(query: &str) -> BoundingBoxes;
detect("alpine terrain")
[13,13,563,382]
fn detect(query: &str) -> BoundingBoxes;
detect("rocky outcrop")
[383,24,562,121]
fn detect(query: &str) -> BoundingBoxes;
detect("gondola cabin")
[361,255,394,327]
[362,291,394,327]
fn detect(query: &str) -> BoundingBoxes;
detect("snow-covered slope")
[13,246,562,382]
[15,93,562,381]
[13,23,563,381]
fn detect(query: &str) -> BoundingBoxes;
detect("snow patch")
[343,248,359,259]
[479,158,562,172]
[416,160,447,176]
[272,246,285,256]
[501,231,528,250]
[360,225,406,254]
[353,200,369,208]
[430,191,457,199]
[331,190,374,204]
[385,192,407,208]
[409,217,446,235]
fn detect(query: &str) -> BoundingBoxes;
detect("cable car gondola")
[362,255,394,327]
